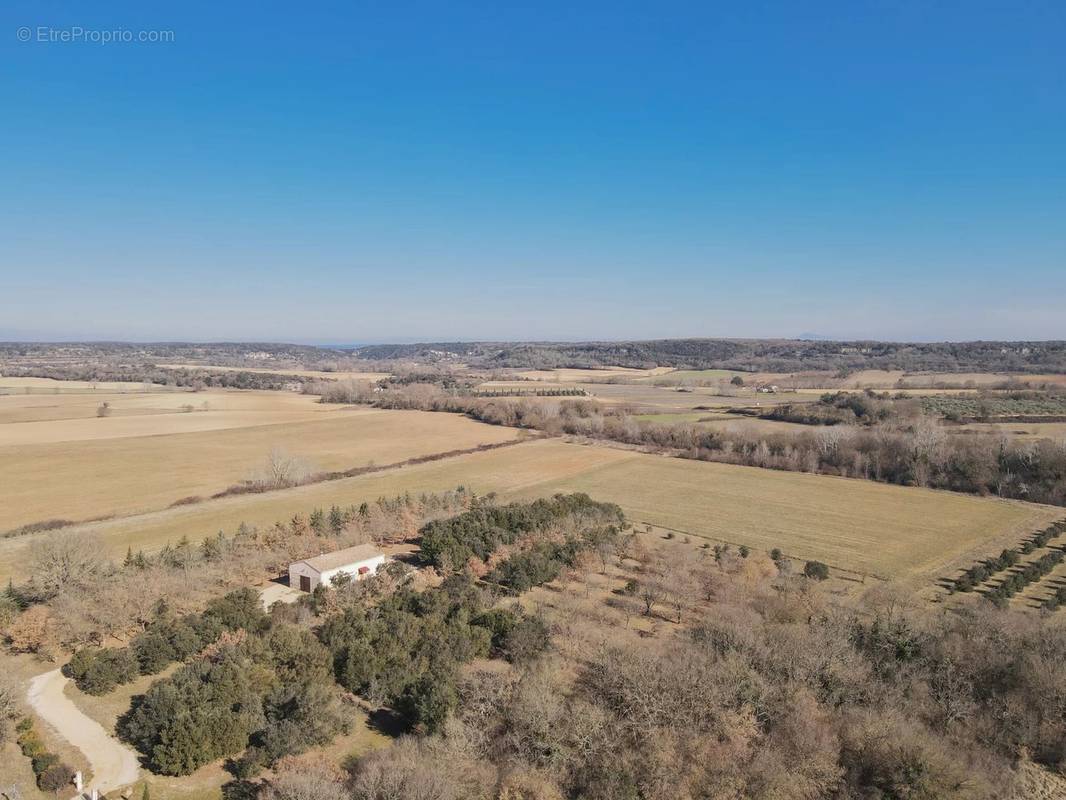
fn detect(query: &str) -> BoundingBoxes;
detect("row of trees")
[419,493,624,572]
[1,363,308,390]
[985,549,1066,606]
[954,521,1065,592]
[3,488,476,655]
[1044,584,1066,611]
[359,384,1066,507]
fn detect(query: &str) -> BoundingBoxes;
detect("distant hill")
[348,338,1066,374]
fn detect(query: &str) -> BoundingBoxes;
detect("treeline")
[0,364,306,390]
[419,493,624,572]
[8,338,1066,375]
[352,386,1066,507]
[760,390,913,426]
[0,341,333,364]
[1,489,475,655]
[469,387,588,397]
[349,338,1066,373]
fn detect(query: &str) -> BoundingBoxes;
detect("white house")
[289,544,386,592]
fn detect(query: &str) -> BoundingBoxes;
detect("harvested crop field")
[0,408,523,533]
[1,438,1056,586]
[0,376,178,393]
[0,390,332,443]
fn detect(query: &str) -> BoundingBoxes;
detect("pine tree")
[328,505,345,535]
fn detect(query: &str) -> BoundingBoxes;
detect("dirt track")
[27,669,140,794]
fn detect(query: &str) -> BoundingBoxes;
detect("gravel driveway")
[27,669,141,795]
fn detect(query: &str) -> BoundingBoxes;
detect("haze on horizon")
[2,1,1063,343]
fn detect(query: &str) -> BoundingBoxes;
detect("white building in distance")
[289,544,386,592]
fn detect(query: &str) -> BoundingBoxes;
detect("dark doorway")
[299,575,311,592]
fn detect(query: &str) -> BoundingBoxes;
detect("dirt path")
[27,669,140,795]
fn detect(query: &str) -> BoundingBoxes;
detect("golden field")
[1,437,1057,586]
[0,389,330,442]
[0,392,523,532]
[0,376,177,393]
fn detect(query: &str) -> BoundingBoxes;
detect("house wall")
[290,554,387,592]
[320,555,387,587]
[289,561,321,592]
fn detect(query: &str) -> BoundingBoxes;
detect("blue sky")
[1,1,1063,342]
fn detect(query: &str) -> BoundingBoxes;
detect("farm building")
[289,544,386,592]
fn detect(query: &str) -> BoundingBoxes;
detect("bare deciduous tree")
[249,447,315,490]
[261,755,350,800]
[29,531,105,600]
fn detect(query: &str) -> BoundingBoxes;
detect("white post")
[74,771,83,792]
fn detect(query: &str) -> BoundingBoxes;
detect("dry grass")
[1,439,1056,588]
[0,407,522,533]
[0,741,53,799]
[1009,760,1066,800]
[504,446,1060,583]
